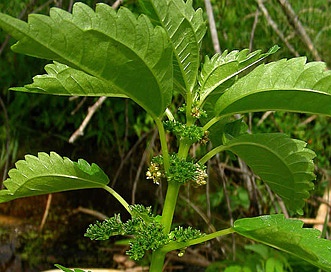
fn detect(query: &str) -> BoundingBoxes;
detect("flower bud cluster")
[190,106,207,119]
[146,155,208,187]
[85,204,204,261]
[163,120,206,143]
[146,161,164,185]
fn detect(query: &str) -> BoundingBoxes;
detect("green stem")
[198,144,227,165]
[177,138,192,159]
[160,182,181,234]
[161,227,235,253]
[155,117,170,171]
[202,115,223,131]
[103,185,131,215]
[150,249,166,272]
[150,182,180,271]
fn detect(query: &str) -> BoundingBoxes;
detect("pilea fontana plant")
[1,0,331,271]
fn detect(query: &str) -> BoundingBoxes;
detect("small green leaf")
[0,152,109,203]
[234,214,331,271]
[0,3,173,117]
[224,133,315,214]
[215,57,331,117]
[199,46,279,103]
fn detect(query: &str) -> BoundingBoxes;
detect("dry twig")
[256,0,300,57]
[39,194,52,231]
[73,206,108,220]
[249,9,260,52]
[276,0,322,61]
[313,185,331,232]
[204,0,221,53]
[69,96,107,143]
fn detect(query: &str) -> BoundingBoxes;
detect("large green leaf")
[224,133,315,214]
[140,0,206,94]
[0,152,109,203]
[215,57,331,117]
[198,45,279,103]
[0,3,173,117]
[234,214,331,271]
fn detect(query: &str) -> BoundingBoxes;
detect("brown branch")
[68,96,107,143]
[249,9,260,52]
[73,206,108,220]
[204,0,221,53]
[313,186,331,231]
[299,218,331,228]
[112,0,123,10]
[256,0,300,57]
[298,114,317,126]
[276,0,322,61]
[39,194,52,231]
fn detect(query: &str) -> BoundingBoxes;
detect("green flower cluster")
[163,120,205,142]
[85,205,203,260]
[147,154,208,186]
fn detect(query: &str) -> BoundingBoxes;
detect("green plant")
[1,0,331,271]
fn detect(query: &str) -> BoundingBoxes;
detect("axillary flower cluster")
[146,154,208,186]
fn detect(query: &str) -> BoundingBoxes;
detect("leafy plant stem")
[102,185,131,215]
[150,249,166,272]
[178,138,192,159]
[202,115,223,131]
[198,144,227,164]
[186,91,194,125]
[150,182,181,271]
[160,182,181,234]
[161,227,235,253]
[155,117,170,171]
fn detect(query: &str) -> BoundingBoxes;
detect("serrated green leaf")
[0,3,172,117]
[215,57,331,117]
[140,0,206,94]
[0,152,109,203]
[234,214,331,271]
[12,62,127,97]
[224,133,315,214]
[199,45,279,103]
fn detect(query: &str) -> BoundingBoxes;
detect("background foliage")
[0,0,331,271]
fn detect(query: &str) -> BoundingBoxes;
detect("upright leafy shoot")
[0,0,331,271]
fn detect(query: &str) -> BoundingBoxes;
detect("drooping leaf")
[140,0,206,94]
[215,57,331,117]
[224,133,315,214]
[199,45,279,103]
[0,3,173,117]
[234,214,331,271]
[0,152,109,203]
[12,62,128,97]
